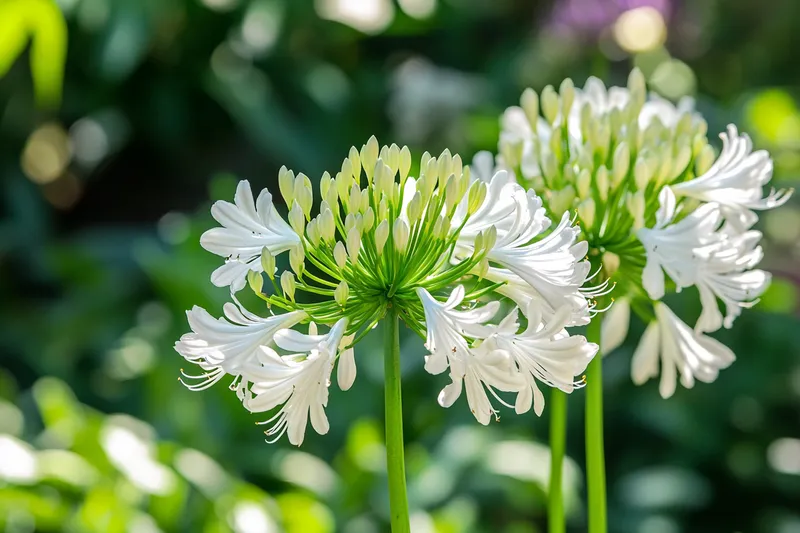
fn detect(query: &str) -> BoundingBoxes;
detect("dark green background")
[1,0,799,531]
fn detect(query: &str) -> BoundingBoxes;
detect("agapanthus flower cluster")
[176,138,600,444]
[493,69,792,398]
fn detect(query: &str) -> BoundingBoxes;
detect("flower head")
[177,138,599,443]
[496,70,792,397]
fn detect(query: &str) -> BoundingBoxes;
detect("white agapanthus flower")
[176,138,599,446]
[495,70,792,398]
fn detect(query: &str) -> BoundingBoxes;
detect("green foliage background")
[1,0,799,531]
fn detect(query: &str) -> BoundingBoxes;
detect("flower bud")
[549,186,576,216]
[435,215,450,239]
[279,166,295,206]
[670,145,692,181]
[521,88,539,128]
[612,142,630,188]
[695,144,715,176]
[362,207,375,232]
[407,192,423,225]
[247,270,263,294]
[578,198,596,229]
[349,146,361,182]
[375,219,389,255]
[336,171,351,203]
[341,157,353,182]
[346,227,361,263]
[280,271,296,301]
[388,144,400,176]
[393,218,410,253]
[423,156,438,183]
[349,183,361,214]
[289,201,305,236]
[560,78,575,118]
[483,224,497,251]
[602,251,621,277]
[576,168,592,199]
[333,241,347,269]
[541,85,559,125]
[289,245,305,276]
[334,280,349,307]
[467,180,487,215]
[445,175,459,214]
[295,173,313,218]
[261,247,275,279]
[476,257,489,280]
[596,165,609,201]
[320,171,332,200]
[451,155,463,184]
[399,145,411,182]
[437,150,452,187]
[361,135,379,181]
[627,191,646,230]
[320,208,335,243]
[379,197,389,221]
[306,218,321,247]
[345,213,356,233]
[324,186,338,213]
[359,189,370,213]
[634,159,652,190]
[542,151,558,184]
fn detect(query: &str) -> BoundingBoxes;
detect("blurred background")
[1,0,800,531]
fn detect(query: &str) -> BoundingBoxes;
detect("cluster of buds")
[494,69,792,398]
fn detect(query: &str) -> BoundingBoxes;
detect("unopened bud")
[334,280,349,307]
[445,175,459,213]
[362,207,375,232]
[320,208,335,243]
[695,144,715,176]
[560,78,575,118]
[306,218,321,247]
[578,198,596,228]
[483,225,497,251]
[333,241,347,269]
[627,192,646,230]
[596,165,609,201]
[346,227,361,263]
[407,192,423,225]
[388,144,400,176]
[634,159,652,190]
[349,183,361,214]
[375,220,389,255]
[379,197,389,221]
[393,218,410,253]
[289,245,305,276]
[320,171,332,200]
[602,251,621,277]
[576,168,592,199]
[467,180,487,214]
[289,202,305,235]
[345,213,356,233]
[279,167,295,206]
[295,173,313,218]
[280,271,296,301]
[399,145,412,182]
[437,150,452,187]
[541,85,559,125]
[612,142,630,187]
[341,158,354,181]
[261,247,275,279]
[361,136,379,181]
[349,146,361,182]
[434,215,450,239]
[549,186,576,216]
[521,88,539,127]
[670,145,693,181]
[247,270,263,294]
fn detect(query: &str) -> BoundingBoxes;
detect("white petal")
[631,321,660,386]
[601,298,630,354]
[336,347,357,391]
[515,384,533,414]
[437,378,463,408]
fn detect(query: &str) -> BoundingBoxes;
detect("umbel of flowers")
[494,69,792,397]
[175,138,600,530]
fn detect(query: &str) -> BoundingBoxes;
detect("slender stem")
[548,389,568,533]
[585,317,607,533]
[384,308,410,532]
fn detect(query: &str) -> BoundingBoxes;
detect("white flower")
[175,298,306,390]
[416,286,525,424]
[487,304,598,416]
[672,125,792,231]
[638,187,769,332]
[631,303,735,399]
[200,180,300,292]
[454,171,590,322]
[601,298,630,354]
[240,319,349,446]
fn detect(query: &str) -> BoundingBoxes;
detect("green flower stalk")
[176,138,602,530]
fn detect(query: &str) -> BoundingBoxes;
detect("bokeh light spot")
[650,59,696,99]
[398,0,436,19]
[22,123,71,184]
[614,7,667,53]
[315,0,394,34]
[767,438,800,475]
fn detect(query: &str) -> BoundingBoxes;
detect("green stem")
[585,317,607,533]
[384,308,410,532]
[548,389,567,533]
